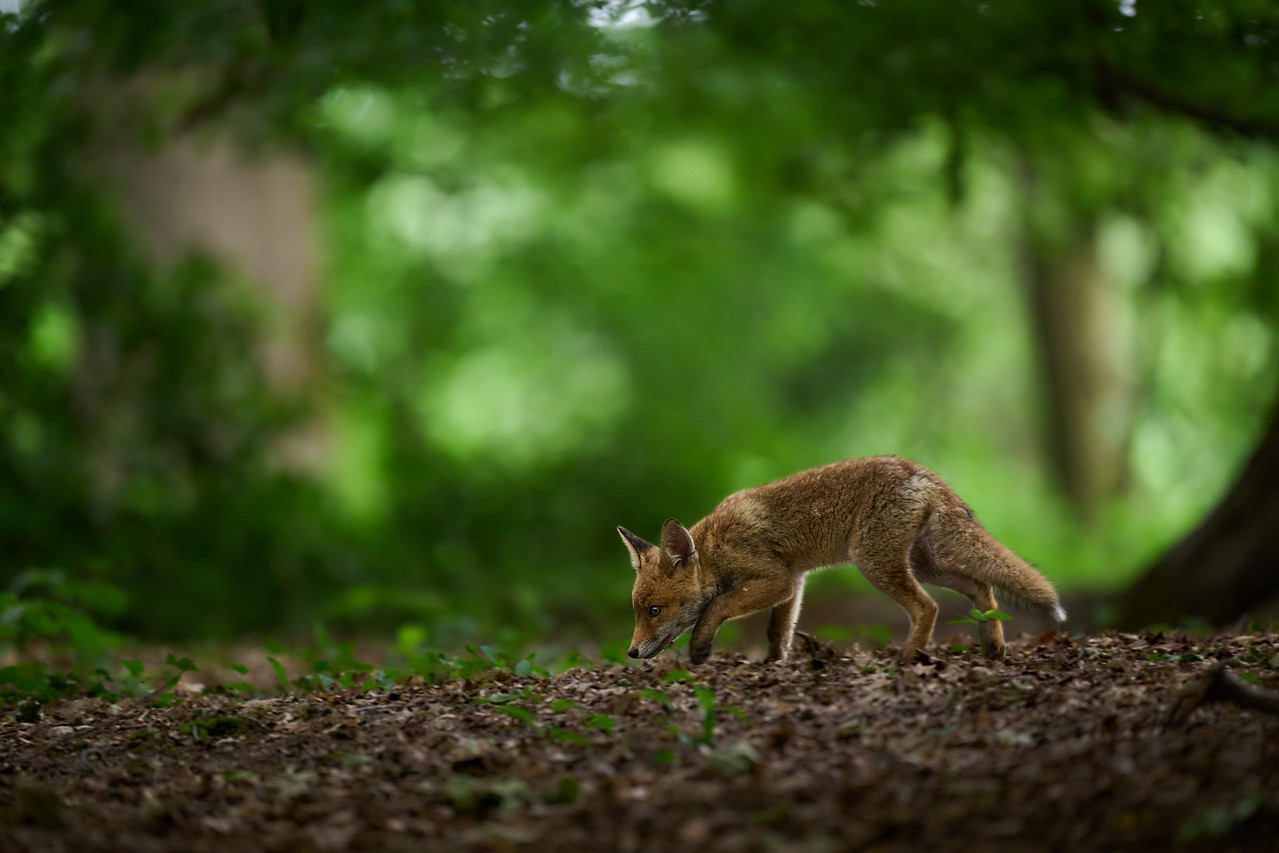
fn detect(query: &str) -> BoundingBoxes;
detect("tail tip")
[1049,603,1067,623]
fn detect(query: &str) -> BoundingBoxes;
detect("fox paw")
[898,647,931,666]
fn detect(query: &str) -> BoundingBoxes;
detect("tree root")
[1167,662,1279,727]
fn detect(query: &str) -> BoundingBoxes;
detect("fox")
[618,456,1065,666]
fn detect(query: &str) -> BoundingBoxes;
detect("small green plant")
[150,653,198,707]
[0,569,126,659]
[663,668,694,684]
[695,687,717,745]
[0,569,131,708]
[495,705,539,728]
[474,685,542,705]
[586,712,615,735]
[639,687,672,707]
[179,715,246,739]
[266,655,290,694]
[663,685,749,750]
[948,608,1011,658]
[113,654,198,708]
[549,726,592,745]
[220,663,255,696]
[647,680,753,755]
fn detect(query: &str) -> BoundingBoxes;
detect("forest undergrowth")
[3,628,1278,851]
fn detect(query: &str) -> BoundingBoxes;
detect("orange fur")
[620,456,1064,665]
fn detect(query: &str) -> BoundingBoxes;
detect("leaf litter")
[2,629,1278,851]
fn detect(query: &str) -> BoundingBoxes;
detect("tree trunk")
[84,73,328,473]
[1112,400,1279,629]
[1020,212,1134,523]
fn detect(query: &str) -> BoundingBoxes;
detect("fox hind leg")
[854,491,941,664]
[858,553,939,665]
[910,541,1005,660]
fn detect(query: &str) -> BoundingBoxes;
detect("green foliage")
[2,0,1279,647]
[266,657,289,694]
[663,668,694,684]
[655,682,747,754]
[0,569,130,707]
[0,569,125,658]
[1,665,87,708]
[495,705,538,728]
[548,727,591,747]
[586,712,616,736]
[146,653,200,707]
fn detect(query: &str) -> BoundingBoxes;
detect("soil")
[2,629,1278,852]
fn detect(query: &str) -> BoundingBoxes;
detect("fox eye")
[648,605,662,618]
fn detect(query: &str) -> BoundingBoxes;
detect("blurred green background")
[1,0,1277,647]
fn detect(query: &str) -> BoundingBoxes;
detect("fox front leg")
[766,576,806,662]
[689,576,796,665]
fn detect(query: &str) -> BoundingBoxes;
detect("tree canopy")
[2,0,1277,643]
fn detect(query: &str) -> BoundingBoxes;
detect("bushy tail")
[925,506,1067,622]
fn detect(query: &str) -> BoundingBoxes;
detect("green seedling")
[549,727,591,745]
[586,712,615,735]
[696,686,717,745]
[639,688,672,707]
[144,652,198,707]
[666,686,722,748]
[495,705,538,728]
[179,715,245,739]
[948,608,1011,659]
[266,656,289,694]
[663,668,693,684]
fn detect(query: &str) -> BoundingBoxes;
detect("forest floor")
[2,628,1279,852]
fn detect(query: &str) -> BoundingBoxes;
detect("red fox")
[619,456,1065,665]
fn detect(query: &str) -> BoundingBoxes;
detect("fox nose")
[627,648,639,659]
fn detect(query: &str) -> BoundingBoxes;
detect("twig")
[79,745,108,773]
[1095,57,1279,142]
[1166,663,1279,728]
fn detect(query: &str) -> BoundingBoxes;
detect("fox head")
[618,518,705,659]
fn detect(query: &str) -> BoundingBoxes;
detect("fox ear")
[617,526,655,572]
[660,518,697,570]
